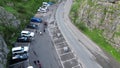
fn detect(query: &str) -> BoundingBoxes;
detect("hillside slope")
[70,0,120,62]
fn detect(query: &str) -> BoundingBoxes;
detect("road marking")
[62,58,76,63]
[48,21,64,68]
[55,46,68,50]
[55,41,66,45]
[59,51,72,56]
[47,1,82,68]
[72,65,81,68]
[51,39,65,68]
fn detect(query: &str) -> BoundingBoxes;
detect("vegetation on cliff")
[70,0,120,62]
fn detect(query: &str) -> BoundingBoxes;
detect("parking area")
[48,25,81,68]
[9,2,62,68]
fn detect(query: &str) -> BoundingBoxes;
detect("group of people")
[36,21,48,35]
[39,21,48,35]
[43,21,48,32]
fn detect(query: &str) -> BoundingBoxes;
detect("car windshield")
[13,50,22,52]
[13,47,24,52]
[41,6,46,8]
[13,52,25,55]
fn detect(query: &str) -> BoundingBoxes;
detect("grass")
[70,0,120,63]
[82,28,120,62]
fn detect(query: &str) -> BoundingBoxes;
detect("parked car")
[38,5,49,13]
[26,24,38,29]
[17,36,31,42]
[27,66,33,68]
[12,52,28,60]
[12,46,29,54]
[47,2,54,5]
[21,30,35,38]
[43,2,50,7]
[31,17,42,23]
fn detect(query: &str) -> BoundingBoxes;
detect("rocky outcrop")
[0,7,20,27]
[0,35,9,68]
[0,6,21,68]
[71,0,120,49]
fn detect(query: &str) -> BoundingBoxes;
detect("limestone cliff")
[71,0,120,49]
[0,6,20,68]
[0,35,9,68]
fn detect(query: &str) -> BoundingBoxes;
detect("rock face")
[0,7,20,27]
[0,6,20,68]
[71,0,120,49]
[0,35,9,68]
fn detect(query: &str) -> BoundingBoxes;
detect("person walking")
[34,61,37,65]
[44,22,48,28]
[37,60,41,68]
[43,28,45,32]
[43,22,48,32]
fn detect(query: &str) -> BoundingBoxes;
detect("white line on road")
[62,57,76,63]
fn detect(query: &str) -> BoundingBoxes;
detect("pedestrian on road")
[38,63,41,68]
[43,28,45,32]
[44,22,48,28]
[37,60,40,63]
[35,29,37,33]
[34,61,37,65]
[37,60,41,68]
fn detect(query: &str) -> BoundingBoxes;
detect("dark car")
[30,17,42,23]
[17,36,31,42]
[26,24,38,29]
[48,2,54,5]
[12,53,28,60]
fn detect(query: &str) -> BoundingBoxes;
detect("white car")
[27,66,33,68]
[38,5,48,13]
[21,30,35,37]
[43,2,50,7]
[12,46,29,54]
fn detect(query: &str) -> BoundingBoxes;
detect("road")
[28,4,63,68]
[26,8,62,68]
[56,0,120,68]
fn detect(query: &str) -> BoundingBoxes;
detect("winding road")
[55,0,120,68]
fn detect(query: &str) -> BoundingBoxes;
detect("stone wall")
[0,35,9,68]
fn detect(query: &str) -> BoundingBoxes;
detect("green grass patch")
[115,32,120,36]
[74,22,120,62]
[4,6,17,15]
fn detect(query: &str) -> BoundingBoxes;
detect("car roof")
[12,47,22,51]
[27,66,33,68]
[31,17,42,20]
[21,31,30,34]
[31,17,39,19]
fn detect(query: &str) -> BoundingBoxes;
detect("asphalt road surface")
[28,17,61,68]
[56,0,120,68]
